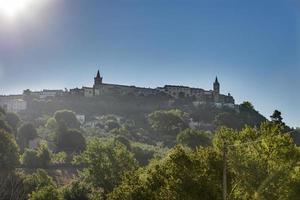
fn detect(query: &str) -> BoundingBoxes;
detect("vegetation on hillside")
[0,97,299,199]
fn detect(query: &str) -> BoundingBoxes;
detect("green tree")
[239,101,254,111]
[270,109,283,123]
[0,106,5,115]
[21,144,51,168]
[23,169,56,196]
[213,122,299,200]
[56,129,86,152]
[0,172,26,200]
[177,128,211,149]
[0,118,13,134]
[0,129,19,169]
[190,104,218,123]
[18,123,38,150]
[105,120,120,131]
[45,117,58,130]
[148,109,188,136]
[63,180,90,200]
[108,145,223,200]
[54,110,80,129]
[5,112,21,135]
[29,185,62,200]
[74,138,138,194]
[214,112,243,129]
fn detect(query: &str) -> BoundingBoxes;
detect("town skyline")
[0,69,298,128]
[0,0,299,127]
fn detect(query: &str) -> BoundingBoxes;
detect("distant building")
[1,70,236,112]
[157,76,234,105]
[23,89,64,100]
[40,89,64,99]
[69,87,84,96]
[74,70,160,98]
[0,95,27,113]
[70,70,235,106]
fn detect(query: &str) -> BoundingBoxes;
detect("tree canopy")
[177,128,211,149]
[108,145,223,200]
[74,138,138,194]
[56,127,86,152]
[18,123,38,150]
[0,129,20,170]
[54,110,80,129]
[148,109,188,136]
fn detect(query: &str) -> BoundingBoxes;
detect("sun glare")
[0,0,32,17]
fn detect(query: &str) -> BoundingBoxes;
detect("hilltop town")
[0,70,235,114]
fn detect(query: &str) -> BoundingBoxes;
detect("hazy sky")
[0,0,299,127]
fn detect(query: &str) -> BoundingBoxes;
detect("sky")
[0,0,299,127]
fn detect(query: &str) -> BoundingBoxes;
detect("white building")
[39,89,63,99]
[0,96,27,113]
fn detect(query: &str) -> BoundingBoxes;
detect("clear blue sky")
[0,0,299,127]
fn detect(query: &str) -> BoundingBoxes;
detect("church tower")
[213,76,220,103]
[213,76,220,94]
[93,70,103,96]
[94,70,103,87]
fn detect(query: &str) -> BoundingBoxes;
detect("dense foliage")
[109,122,300,200]
[18,123,38,150]
[74,138,138,194]
[148,109,188,136]
[0,129,20,169]
[108,146,223,200]
[177,128,212,148]
[0,98,299,200]
[54,110,80,129]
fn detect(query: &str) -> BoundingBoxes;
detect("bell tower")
[94,70,103,87]
[213,76,220,94]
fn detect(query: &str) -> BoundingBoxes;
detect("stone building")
[70,70,235,107]
[77,70,159,98]
[0,95,27,113]
[157,77,234,105]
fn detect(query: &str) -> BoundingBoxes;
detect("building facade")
[0,95,27,113]
[74,70,235,106]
